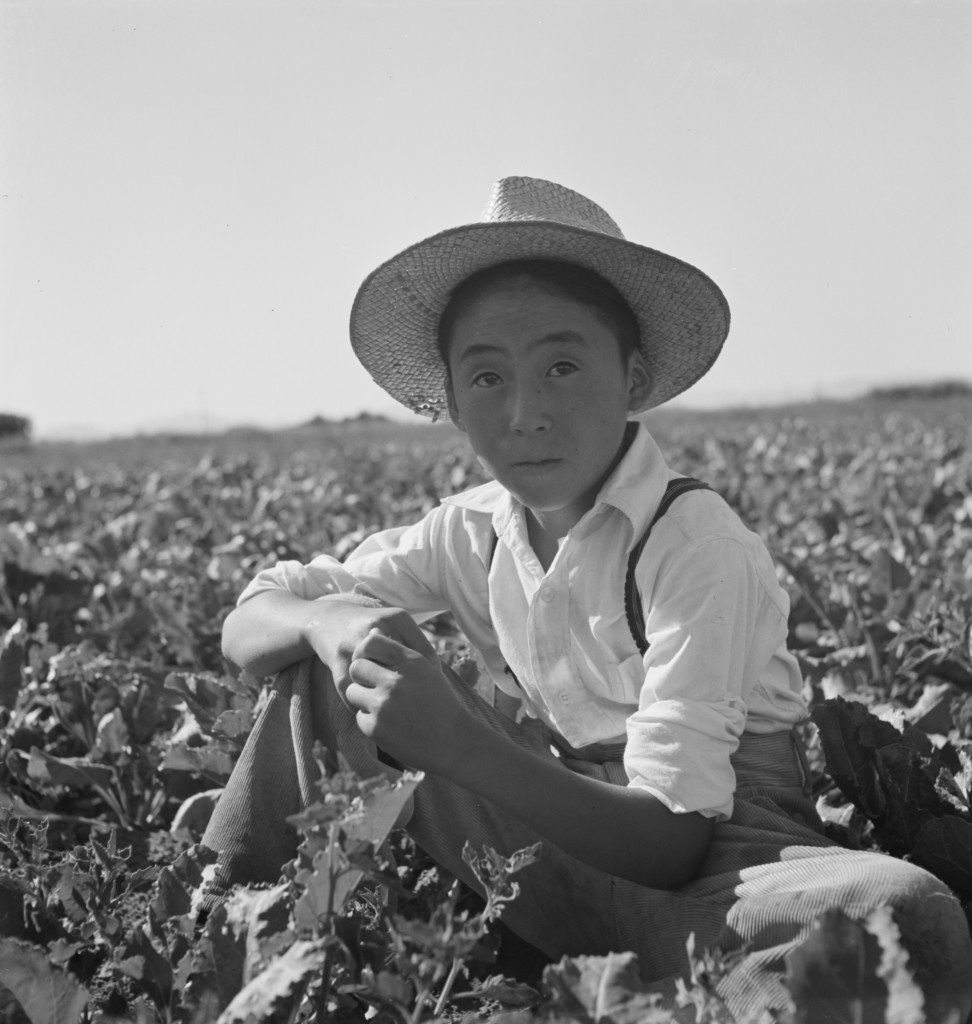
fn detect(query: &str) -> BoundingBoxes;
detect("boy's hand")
[345,629,467,774]
[303,594,438,708]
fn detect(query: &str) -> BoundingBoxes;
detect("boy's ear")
[445,380,466,432]
[626,353,654,411]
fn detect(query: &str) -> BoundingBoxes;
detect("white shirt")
[238,423,807,820]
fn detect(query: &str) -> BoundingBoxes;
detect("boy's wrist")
[299,591,383,651]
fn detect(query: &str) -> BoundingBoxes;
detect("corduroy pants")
[201,658,972,1022]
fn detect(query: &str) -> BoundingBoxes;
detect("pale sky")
[2,0,970,438]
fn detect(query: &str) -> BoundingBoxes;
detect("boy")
[204,177,971,1019]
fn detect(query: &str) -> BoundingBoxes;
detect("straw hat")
[349,176,730,418]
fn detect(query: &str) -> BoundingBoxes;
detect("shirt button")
[558,693,569,704]
[540,589,554,603]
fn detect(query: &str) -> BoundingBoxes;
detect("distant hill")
[301,412,392,428]
[865,380,971,401]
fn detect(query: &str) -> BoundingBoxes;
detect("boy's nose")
[509,385,552,434]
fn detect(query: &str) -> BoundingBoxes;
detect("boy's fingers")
[332,657,354,706]
[344,680,373,713]
[354,708,377,739]
[353,629,410,665]
[346,689,380,740]
[347,654,392,692]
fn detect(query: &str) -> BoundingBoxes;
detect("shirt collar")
[440,420,674,543]
[440,478,520,541]
[440,478,507,514]
[594,420,673,537]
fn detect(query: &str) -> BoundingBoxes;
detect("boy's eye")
[548,361,578,378]
[471,371,502,388]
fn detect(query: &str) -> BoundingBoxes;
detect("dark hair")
[436,259,641,369]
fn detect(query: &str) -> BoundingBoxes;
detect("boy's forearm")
[440,716,714,889]
[221,591,321,677]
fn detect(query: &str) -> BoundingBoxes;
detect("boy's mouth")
[513,458,561,469]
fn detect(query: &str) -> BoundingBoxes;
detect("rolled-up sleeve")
[237,508,452,616]
[624,536,788,820]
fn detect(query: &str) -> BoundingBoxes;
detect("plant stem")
[285,978,308,1024]
[432,958,463,1018]
[409,982,434,1024]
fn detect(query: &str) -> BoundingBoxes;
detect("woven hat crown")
[349,175,730,418]
[481,177,626,239]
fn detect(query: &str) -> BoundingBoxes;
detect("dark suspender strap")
[486,530,522,690]
[624,477,712,656]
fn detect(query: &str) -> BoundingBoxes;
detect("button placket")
[534,574,581,734]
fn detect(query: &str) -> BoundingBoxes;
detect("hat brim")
[349,220,730,418]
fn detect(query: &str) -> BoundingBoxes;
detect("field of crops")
[0,396,970,1023]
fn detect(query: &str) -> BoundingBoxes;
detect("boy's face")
[444,277,652,531]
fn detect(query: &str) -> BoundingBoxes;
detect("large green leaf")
[25,748,114,791]
[292,771,421,930]
[911,816,972,898]
[0,619,26,708]
[543,952,670,1024]
[0,937,90,1024]
[162,739,237,781]
[784,908,887,1023]
[811,697,958,856]
[215,939,328,1024]
[114,925,174,1009]
[211,707,254,740]
[783,906,925,1024]
[164,671,256,734]
[178,901,248,1017]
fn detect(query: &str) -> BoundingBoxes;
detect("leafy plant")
[811,696,972,899]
